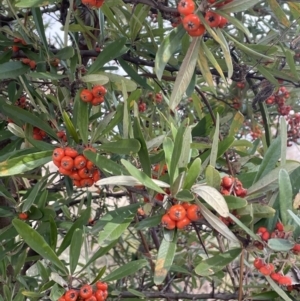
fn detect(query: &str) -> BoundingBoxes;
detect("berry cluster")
[161,203,202,230]
[52,147,100,188]
[256,222,287,243]
[178,0,205,37]
[12,37,26,52]
[21,58,36,70]
[253,258,292,286]
[80,85,107,106]
[81,0,105,9]
[286,113,300,146]
[266,86,291,116]
[32,127,47,140]
[220,176,247,197]
[58,282,108,301]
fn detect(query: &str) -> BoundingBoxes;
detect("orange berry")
[182,202,191,210]
[96,282,108,291]
[186,204,202,221]
[221,176,233,189]
[70,171,81,181]
[177,0,195,16]
[73,180,82,187]
[176,216,191,229]
[261,231,270,241]
[276,222,284,231]
[95,290,105,301]
[168,204,187,221]
[65,147,79,158]
[80,178,94,187]
[58,296,66,301]
[80,89,93,102]
[60,156,74,170]
[278,275,292,286]
[21,58,31,64]
[53,148,65,161]
[74,155,87,169]
[292,243,300,254]
[270,272,281,282]
[53,159,61,168]
[79,284,93,299]
[259,264,274,276]
[58,166,72,176]
[86,160,95,170]
[92,169,101,182]
[85,295,97,301]
[65,289,78,301]
[187,25,206,37]
[91,85,107,98]
[29,60,36,70]
[91,96,105,106]
[78,167,92,179]
[18,212,28,220]
[161,214,176,230]
[253,258,264,270]
[257,227,268,235]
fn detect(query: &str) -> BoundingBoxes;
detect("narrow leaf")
[170,37,200,111]
[12,219,67,273]
[279,169,293,225]
[70,229,84,275]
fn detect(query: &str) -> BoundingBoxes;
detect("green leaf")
[102,259,148,282]
[155,26,186,80]
[195,248,241,276]
[278,169,293,225]
[253,136,281,184]
[78,241,118,273]
[57,208,91,256]
[87,38,127,74]
[121,159,165,193]
[229,111,244,136]
[205,165,221,189]
[135,214,162,230]
[62,111,79,144]
[74,91,89,145]
[32,8,49,55]
[247,161,300,195]
[12,219,67,273]
[22,180,45,212]
[83,150,128,176]
[267,238,294,252]
[154,234,177,285]
[220,0,262,13]
[210,114,219,167]
[0,150,52,176]
[267,0,290,27]
[70,229,84,275]
[134,117,154,177]
[99,139,141,154]
[98,205,138,246]
[56,46,75,60]
[192,184,229,217]
[224,196,247,210]
[15,0,53,7]
[0,102,56,138]
[183,158,201,190]
[130,4,150,41]
[28,72,67,80]
[175,189,194,201]
[197,202,239,243]
[81,74,109,85]
[170,37,200,111]
[198,40,215,91]
[0,61,29,79]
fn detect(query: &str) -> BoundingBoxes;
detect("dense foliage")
[1,0,300,300]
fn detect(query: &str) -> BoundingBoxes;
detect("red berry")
[80,89,94,102]
[91,85,107,98]
[74,155,87,169]
[177,0,195,16]
[65,289,78,301]
[168,204,187,221]
[186,204,202,221]
[182,14,201,32]
[53,148,65,161]
[176,216,191,229]
[65,147,79,158]
[80,178,94,187]
[18,212,28,220]
[261,231,270,241]
[95,290,105,301]
[257,227,268,235]
[96,281,108,291]
[79,284,93,299]
[278,275,292,286]
[218,16,228,28]
[276,222,284,232]
[161,214,176,230]
[187,25,206,37]
[253,258,264,270]
[259,264,274,276]
[205,11,221,28]
[221,176,233,189]
[270,272,281,282]
[292,243,300,254]
[60,156,74,170]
